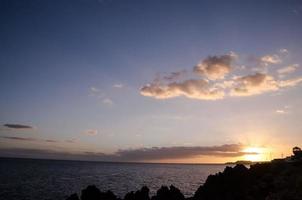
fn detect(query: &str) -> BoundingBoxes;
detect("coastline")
[66,159,302,200]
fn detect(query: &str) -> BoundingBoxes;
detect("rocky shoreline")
[66,160,302,200]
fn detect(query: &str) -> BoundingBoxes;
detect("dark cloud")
[3,124,34,129]
[44,139,58,143]
[1,136,59,143]
[0,148,81,160]
[0,144,257,162]
[0,136,37,141]
[113,144,251,161]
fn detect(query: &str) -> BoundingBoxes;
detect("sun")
[242,147,267,162]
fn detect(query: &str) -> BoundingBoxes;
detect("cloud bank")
[113,144,252,161]
[0,144,256,162]
[140,50,302,101]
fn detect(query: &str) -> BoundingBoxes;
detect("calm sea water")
[0,157,229,200]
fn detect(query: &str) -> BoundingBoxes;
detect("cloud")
[89,86,104,99]
[65,138,78,143]
[141,51,302,101]
[89,87,114,105]
[0,136,59,143]
[231,73,302,96]
[277,64,299,75]
[276,110,286,114]
[44,139,58,143]
[90,87,100,93]
[279,48,289,54]
[102,98,113,105]
[193,54,235,80]
[140,79,224,100]
[113,144,253,161]
[278,77,302,87]
[162,70,187,82]
[113,84,124,88]
[0,136,37,141]
[0,148,84,160]
[260,54,281,66]
[3,124,34,130]
[82,129,98,136]
[213,80,235,89]
[0,144,257,162]
[231,73,278,96]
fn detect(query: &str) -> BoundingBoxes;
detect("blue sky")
[1,0,302,163]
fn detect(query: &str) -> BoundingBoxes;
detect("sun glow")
[242,147,267,162]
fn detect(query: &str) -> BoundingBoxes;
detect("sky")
[1,0,302,163]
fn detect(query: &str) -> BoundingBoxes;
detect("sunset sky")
[1,0,302,163]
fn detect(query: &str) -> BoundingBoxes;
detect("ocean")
[0,157,229,200]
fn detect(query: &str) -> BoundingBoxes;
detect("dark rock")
[81,185,118,200]
[124,186,150,200]
[194,162,302,200]
[151,185,184,200]
[66,193,80,200]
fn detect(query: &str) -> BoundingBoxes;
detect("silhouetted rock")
[193,164,249,200]
[151,185,185,200]
[124,186,150,200]
[66,193,80,200]
[194,162,302,200]
[81,185,118,200]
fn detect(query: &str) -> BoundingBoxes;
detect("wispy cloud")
[0,136,37,141]
[0,136,59,143]
[82,129,98,136]
[65,138,78,143]
[260,54,281,66]
[277,64,299,75]
[90,87,100,93]
[44,139,58,143]
[89,86,114,105]
[278,77,302,87]
[275,105,291,115]
[140,50,302,101]
[276,110,286,114]
[279,48,289,54]
[113,83,124,88]
[102,98,113,105]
